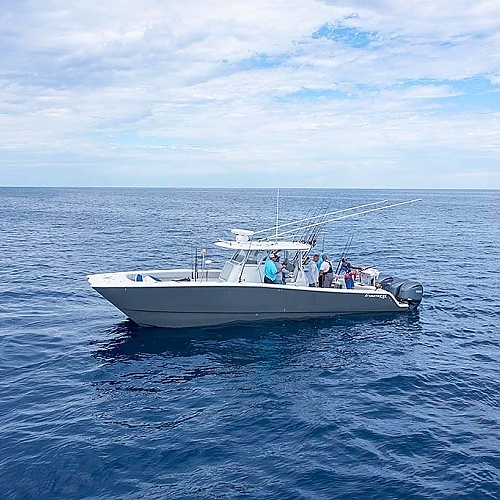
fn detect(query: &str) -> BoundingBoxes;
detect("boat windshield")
[230,250,266,265]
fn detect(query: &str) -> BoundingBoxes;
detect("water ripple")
[1,188,500,499]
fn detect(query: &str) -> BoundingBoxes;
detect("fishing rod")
[191,246,194,280]
[306,207,328,244]
[343,233,354,262]
[293,203,330,263]
[299,217,320,246]
[359,265,375,272]
[255,199,389,238]
[238,235,255,283]
[297,202,325,244]
[194,247,198,282]
[335,233,354,274]
[302,208,331,259]
[298,201,358,263]
[273,199,422,239]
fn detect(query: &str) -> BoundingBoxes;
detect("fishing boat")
[87,199,423,328]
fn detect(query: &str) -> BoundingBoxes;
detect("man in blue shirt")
[340,258,362,289]
[340,258,352,274]
[264,254,286,284]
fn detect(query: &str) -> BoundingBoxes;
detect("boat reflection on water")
[90,311,422,367]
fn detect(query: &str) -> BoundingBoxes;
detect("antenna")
[275,183,280,240]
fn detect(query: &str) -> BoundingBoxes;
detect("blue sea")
[0,187,499,499]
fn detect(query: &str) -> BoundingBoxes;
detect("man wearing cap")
[264,253,286,284]
[340,258,352,274]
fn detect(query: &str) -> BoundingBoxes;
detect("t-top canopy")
[216,228,310,251]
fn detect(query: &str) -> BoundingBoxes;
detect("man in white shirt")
[307,254,320,287]
[319,254,333,288]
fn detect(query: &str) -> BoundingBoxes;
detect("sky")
[1,0,500,188]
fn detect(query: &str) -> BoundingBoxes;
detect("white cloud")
[0,0,500,187]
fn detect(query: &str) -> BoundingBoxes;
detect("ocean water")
[0,187,499,499]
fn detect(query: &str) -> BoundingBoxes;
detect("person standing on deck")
[319,255,334,288]
[340,258,362,288]
[264,254,286,284]
[274,256,284,284]
[344,270,355,289]
[307,254,320,287]
[340,258,352,274]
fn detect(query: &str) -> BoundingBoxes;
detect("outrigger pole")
[255,199,389,238]
[262,198,422,239]
[273,199,422,239]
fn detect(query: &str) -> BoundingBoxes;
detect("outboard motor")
[376,273,393,286]
[377,274,424,308]
[398,280,423,308]
[387,279,407,298]
[377,275,405,297]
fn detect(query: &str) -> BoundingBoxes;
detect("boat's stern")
[376,274,423,309]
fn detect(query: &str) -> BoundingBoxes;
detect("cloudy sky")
[1,0,500,188]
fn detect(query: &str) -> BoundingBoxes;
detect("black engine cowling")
[377,274,423,307]
[398,280,423,307]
